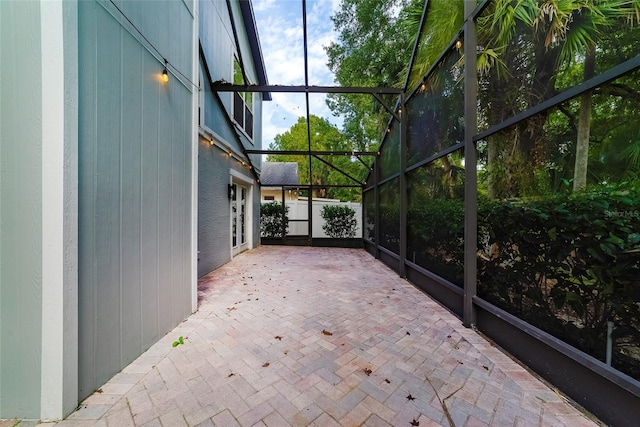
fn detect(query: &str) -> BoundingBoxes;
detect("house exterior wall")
[0,2,45,417]
[197,136,232,276]
[0,1,79,419]
[197,0,263,278]
[76,0,196,401]
[261,188,300,203]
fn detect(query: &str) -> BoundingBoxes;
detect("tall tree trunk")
[487,140,498,199]
[440,155,456,198]
[573,43,596,192]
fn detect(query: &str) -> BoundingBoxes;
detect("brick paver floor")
[54,246,602,426]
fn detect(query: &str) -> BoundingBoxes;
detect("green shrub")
[260,202,289,238]
[321,205,358,238]
[477,186,640,376]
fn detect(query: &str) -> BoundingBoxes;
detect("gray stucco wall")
[198,137,232,276]
[197,0,264,278]
[77,0,195,400]
[0,1,44,417]
[197,135,262,277]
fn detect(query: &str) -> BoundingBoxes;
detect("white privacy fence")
[283,197,362,238]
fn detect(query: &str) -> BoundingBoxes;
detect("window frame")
[232,56,254,140]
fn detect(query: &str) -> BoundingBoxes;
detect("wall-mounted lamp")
[455,39,463,50]
[228,184,235,200]
[161,60,169,83]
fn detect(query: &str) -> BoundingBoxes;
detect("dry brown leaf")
[322,329,333,336]
[384,379,391,384]
[410,419,420,426]
[262,362,270,367]
[274,336,283,341]
[406,394,415,401]
[364,368,372,376]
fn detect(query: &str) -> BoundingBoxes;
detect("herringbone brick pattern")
[55,246,602,426]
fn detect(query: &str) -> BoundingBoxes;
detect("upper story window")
[233,58,253,139]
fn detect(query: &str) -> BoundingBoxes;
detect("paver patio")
[53,246,601,426]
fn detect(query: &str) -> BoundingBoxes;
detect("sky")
[252,0,343,149]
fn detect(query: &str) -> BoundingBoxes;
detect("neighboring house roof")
[261,162,299,186]
[239,0,271,101]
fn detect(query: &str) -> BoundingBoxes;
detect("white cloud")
[253,0,343,147]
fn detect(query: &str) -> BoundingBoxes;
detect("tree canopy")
[266,115,370,202]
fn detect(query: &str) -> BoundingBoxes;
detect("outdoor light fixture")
[455,39,463,49]
[228,184,235,200]
[161,60,169,83]
[209,139,214,146]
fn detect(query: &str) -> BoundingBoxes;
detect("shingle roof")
[260,162,299,186]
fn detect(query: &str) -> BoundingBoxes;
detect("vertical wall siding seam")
[91,1,99,392]
[139,47,144,354]
[156,79,160,339]
[119,26,124,366]
[170,92,175,325]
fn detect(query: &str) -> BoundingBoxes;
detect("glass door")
[231,183,248,256]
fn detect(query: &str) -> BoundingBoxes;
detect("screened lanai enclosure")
[212,0,640,425]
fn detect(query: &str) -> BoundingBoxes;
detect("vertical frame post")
[399,94,407,277]
[463,0,478,327]
[374,157,380,258]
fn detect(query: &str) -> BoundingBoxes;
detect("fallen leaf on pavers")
[227,373,235,377]
[274,336,283,341]
[384,379,391,384]
[96,388,103,394]
[364,368,372,376]
[406,331,411,336]
[406,394,416,401]
[262,362,270,367]
[483,365,489,370]
[410,419,420,426]
[322,329,333,336]
[227,307,236,312]
[447,335,452,338]
[283,349,289,354]
[457,360,463,364]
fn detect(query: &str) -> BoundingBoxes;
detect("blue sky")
[253,0,342,148]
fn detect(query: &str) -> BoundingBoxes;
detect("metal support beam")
[374,160,380,259]
[372,93,400,122]
[463,0,478,328]
[399,93,407,278]
[246,149,377,156]
[210,83,403,95]
[312,155,363,185]
[302,0,313,245]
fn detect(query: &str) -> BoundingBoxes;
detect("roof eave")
[239,0,272,101]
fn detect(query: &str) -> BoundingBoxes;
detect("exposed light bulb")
[161,68,169,83]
